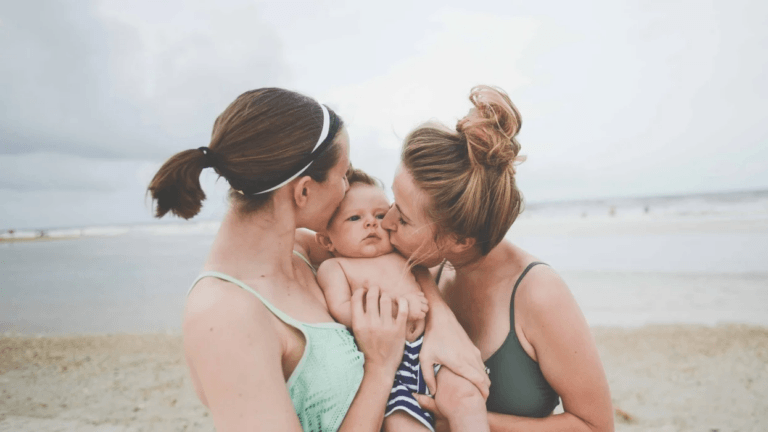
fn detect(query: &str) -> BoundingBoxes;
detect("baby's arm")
[316,260,353,328]
[403,283,429,341]
[404,292,429,321]
[407,270,433,321]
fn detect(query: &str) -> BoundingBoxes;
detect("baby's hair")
[322,166,385,229]
[346,166,384,189]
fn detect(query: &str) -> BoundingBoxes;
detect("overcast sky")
[1,0,767,229]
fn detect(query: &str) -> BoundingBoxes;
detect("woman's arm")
[415,366,490,432]
[487,410,610,432]
[337,287,410,432]
[485,267,613,432]
[184,281,303,432]
[412,266,491,397]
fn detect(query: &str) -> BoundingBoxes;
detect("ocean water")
[2,191,767,334]
[512,190,768,326]
[1,233,214,334]
[522,189,768,220]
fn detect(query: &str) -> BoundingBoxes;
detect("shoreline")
[1,324,766,431]
[2,209,766,244]
[0,236,81,244]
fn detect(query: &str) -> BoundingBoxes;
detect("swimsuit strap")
[188,271,303,328]
[434,259,448,285]
[510,262,548,321]
[292,249,317,276]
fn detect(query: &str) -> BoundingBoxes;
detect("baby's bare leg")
[383,411,431,432]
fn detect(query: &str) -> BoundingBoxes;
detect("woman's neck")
[205,198,298,283]
[451,240,522,295]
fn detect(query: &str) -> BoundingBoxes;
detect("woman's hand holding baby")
[351,286,410,375]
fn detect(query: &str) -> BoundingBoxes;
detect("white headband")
[237,103,331,196]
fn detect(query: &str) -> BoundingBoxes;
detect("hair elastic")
[197,147,216,168]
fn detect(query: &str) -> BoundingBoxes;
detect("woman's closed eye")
[391,206,408,226]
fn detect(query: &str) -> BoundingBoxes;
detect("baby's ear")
[315,232,335,252]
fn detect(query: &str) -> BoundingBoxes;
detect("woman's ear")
[292,176,313,208]
[315,232,336,253]
[444,234,476,255]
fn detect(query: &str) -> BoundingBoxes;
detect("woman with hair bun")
[383,86,615,431]
[148,88,418,431]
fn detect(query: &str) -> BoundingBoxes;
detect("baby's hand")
[404,292,429,321]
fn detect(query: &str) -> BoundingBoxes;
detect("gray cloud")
[2,0,767,230]
[0,0,288,159]
[0,153,143,192]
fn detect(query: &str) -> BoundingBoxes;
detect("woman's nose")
[381,207,396,231]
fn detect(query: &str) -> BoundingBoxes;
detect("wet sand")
[1,325,766,431]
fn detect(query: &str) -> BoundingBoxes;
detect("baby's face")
[325,184,394,258]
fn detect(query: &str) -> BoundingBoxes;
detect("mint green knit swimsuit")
[188,251,365,432]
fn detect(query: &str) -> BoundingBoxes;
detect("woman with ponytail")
[382,86,615,431]
[148,88,418,432]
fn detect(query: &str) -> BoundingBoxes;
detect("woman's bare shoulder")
[514,264,571,313]
[513,264,589,349]
[183,278,303,431]
[187,277,264,316]
[184,277,280,350]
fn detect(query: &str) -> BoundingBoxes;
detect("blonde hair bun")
[456,85,524,170]
[401,85,526,256]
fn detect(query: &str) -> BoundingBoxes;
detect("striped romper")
[385,334,435,431]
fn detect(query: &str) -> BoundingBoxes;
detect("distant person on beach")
[301,167,486,432]
[380,86,615,431]
[147,88,490,432]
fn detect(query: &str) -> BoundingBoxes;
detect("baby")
[313,168,435,432]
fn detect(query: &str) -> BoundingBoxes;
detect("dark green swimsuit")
[438,261,560,418]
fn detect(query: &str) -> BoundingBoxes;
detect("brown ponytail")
[148,149,210,219]
[148,88,344,219]
[402,85,524,255]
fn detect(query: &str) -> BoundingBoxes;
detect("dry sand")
[1,325,766,432]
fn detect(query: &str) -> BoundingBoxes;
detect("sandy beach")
[1,325,766,431]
